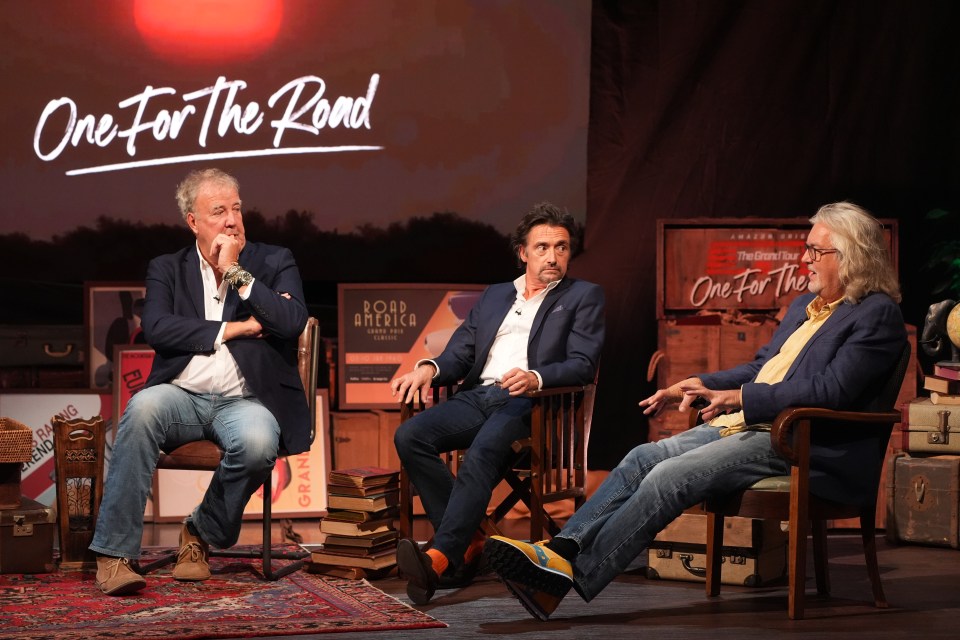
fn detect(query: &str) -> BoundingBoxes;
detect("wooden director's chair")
[398,381,597,544]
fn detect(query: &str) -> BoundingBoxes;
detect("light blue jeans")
[557,424,790,601]
[89,384,280,559]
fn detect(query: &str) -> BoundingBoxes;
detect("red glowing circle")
[133,0,283,63]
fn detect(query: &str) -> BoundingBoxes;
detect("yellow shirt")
[711,296,842,436]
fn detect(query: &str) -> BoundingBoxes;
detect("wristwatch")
[224,263,254,289]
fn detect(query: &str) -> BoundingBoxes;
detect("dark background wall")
[577,0,960,467]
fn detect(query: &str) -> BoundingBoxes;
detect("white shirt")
[423,275,559,391]
[170,244,254,397]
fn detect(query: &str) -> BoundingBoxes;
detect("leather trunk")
[885,452,960,549]
[0,497,56,574]
[645,511,788,586]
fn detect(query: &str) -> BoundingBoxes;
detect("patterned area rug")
[1,552,445,639]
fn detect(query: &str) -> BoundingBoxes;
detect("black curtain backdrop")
[578,0,960,468]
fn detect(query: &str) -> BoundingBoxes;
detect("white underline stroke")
[65,145,385,176]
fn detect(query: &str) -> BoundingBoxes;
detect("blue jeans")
[557,424,791,601]
[394,385,532,567]
[89,384,280,558]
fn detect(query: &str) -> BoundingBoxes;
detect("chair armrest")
[770,406,902,465]
[526,384,593,398]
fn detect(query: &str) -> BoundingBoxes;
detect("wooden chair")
[140,317,320,580]
[702,342,911,619]
[398,382,596,543]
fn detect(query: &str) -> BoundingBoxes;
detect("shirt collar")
[806,295,843,318]
[513,275,561,298]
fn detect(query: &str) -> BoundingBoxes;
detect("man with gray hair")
[485,201,907,620]
[90,168,310,596]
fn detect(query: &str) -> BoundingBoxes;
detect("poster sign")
[337,283,485,409]
[657,218,897,317]
[84,282,147,389]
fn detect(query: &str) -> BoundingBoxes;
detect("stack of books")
[924,361,960,404]
[305,466,400,579]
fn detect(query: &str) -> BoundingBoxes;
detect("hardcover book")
[934,362,960,381]
[328,467,400,489]
[308,548,397,570]
[327,490,400,512]
[319,517,395,536]
[923,374,960,395]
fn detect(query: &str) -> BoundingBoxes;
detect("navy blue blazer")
[141,242,312,454]
[433,278,605,391]
[699,292,907,505]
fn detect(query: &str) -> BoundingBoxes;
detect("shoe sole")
[396,539,436,605]
[172,572,211,581]
[502,578,554,621]
[97,576,146,596]
[484,539,572,597]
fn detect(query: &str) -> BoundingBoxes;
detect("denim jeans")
[394,384,532,567]
[556,424,791,601]
[89,383,280,558]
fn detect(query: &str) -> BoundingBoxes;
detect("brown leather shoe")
[172,522,210,581]
[96,555,146,596]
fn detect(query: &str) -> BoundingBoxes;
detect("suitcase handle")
[43,343,74,358]
[679,553,707,578]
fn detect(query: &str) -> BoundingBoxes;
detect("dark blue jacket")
[433,277,605,391]
[141,241,312,454]
[700,291,907,505]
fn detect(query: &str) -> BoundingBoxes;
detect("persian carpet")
[0,552,445,639]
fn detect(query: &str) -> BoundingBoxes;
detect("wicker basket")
[0,417,33,463]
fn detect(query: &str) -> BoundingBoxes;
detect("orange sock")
[463,530,486,565]
[425,548,449,575]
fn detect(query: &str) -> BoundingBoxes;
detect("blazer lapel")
[182,248,205,318]
[476,286,516,353]
[787,300,856,375]
[529,279,571,342]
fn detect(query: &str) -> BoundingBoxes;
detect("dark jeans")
[394,385,532,568]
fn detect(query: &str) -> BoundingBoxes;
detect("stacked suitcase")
[886,363,960,549]
[646,508,789,586]
[0,417,56,574]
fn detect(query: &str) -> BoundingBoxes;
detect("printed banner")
[658,219,896,315]
[337,283,485,409]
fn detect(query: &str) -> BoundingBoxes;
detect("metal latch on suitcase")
[930,410,952,445]
[12,515,34,537]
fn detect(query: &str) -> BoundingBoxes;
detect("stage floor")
[140,517,960,640]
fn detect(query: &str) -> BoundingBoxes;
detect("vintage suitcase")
[900,398,960,455]
[885,453,960,548]
[645,511,788,586]
[0,497,56,574]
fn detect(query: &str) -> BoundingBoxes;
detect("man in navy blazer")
[486,202,907,620]
[391,203,605,604]
[90,168,309,596]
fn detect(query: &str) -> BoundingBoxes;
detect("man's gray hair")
[810,201,901,304]
[175,168,240,221]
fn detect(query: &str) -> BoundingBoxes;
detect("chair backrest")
[298,317,321,445]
